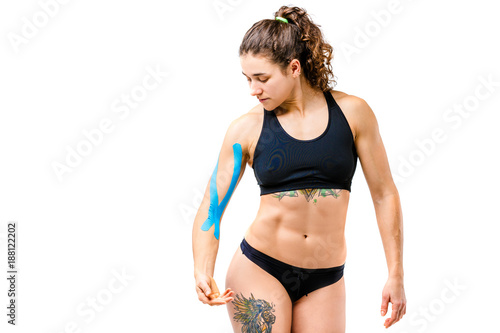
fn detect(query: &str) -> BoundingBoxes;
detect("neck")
[276,76,323,117]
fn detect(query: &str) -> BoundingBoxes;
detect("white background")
[1,0,499,332]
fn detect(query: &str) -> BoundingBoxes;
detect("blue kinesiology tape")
[200,143,243,240]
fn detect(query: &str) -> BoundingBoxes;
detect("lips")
[259,98,268,102]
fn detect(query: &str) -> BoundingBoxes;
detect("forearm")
[193,232,219,277]
[373,190,404,279]
[192,199,220,277]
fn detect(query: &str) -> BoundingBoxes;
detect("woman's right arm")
[192,116,249,306]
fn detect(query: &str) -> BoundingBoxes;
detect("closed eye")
[247,78,268,83]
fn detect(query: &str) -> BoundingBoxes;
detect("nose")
[249,82,263,97]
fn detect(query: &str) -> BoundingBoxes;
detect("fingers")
[196,286,211,304]
[207,288,235,306]
[197,276,235,306]
[214,288,235,304]
[383,301,406,328]
[219,288,234,299]
[380,294,389,316]
[207,276,220,299]
[196,280,212,301]
[196,285,234,306]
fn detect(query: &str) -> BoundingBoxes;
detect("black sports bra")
[252,91,358,195]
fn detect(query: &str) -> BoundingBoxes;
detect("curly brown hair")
[239,5,336,92]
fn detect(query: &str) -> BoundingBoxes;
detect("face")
[240,54,300,110]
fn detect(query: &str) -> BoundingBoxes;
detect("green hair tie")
[275,16,288,24]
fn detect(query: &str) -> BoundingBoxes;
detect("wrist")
[388,264,404,279]
[194,266,214,278]
[388,270,404,280]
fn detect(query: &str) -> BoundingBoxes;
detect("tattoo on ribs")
[232,293,276,333]
[271,188,341,203]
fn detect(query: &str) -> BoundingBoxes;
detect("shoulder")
[225,104,262,138]
[223,104,264,152]
[327,90,377,141]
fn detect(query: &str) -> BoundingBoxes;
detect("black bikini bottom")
[240,238,345,303]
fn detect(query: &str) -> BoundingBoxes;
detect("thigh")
[291,276,346,333]
[226,247,292,333]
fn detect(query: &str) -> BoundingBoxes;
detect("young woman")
[192,6,406,332]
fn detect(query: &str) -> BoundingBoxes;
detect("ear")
[289,58,301,78]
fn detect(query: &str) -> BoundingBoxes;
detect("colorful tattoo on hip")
[271,188,341,203]
[232,293,276,333]
[200,143,242,240]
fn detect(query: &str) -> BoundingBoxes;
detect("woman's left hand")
[380,276,406,328]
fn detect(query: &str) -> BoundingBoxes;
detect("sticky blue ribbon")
[200,143,243,240]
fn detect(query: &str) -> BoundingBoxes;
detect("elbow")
[372,182,400,205]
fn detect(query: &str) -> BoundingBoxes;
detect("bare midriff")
[244,188,349,269]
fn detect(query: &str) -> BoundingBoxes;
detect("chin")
[263,101,275,110]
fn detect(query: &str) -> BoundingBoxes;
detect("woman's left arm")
[348,95,406,329]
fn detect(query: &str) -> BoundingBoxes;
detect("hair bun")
[239,6,337,92]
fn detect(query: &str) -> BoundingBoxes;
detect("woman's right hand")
[195,272,234,306]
